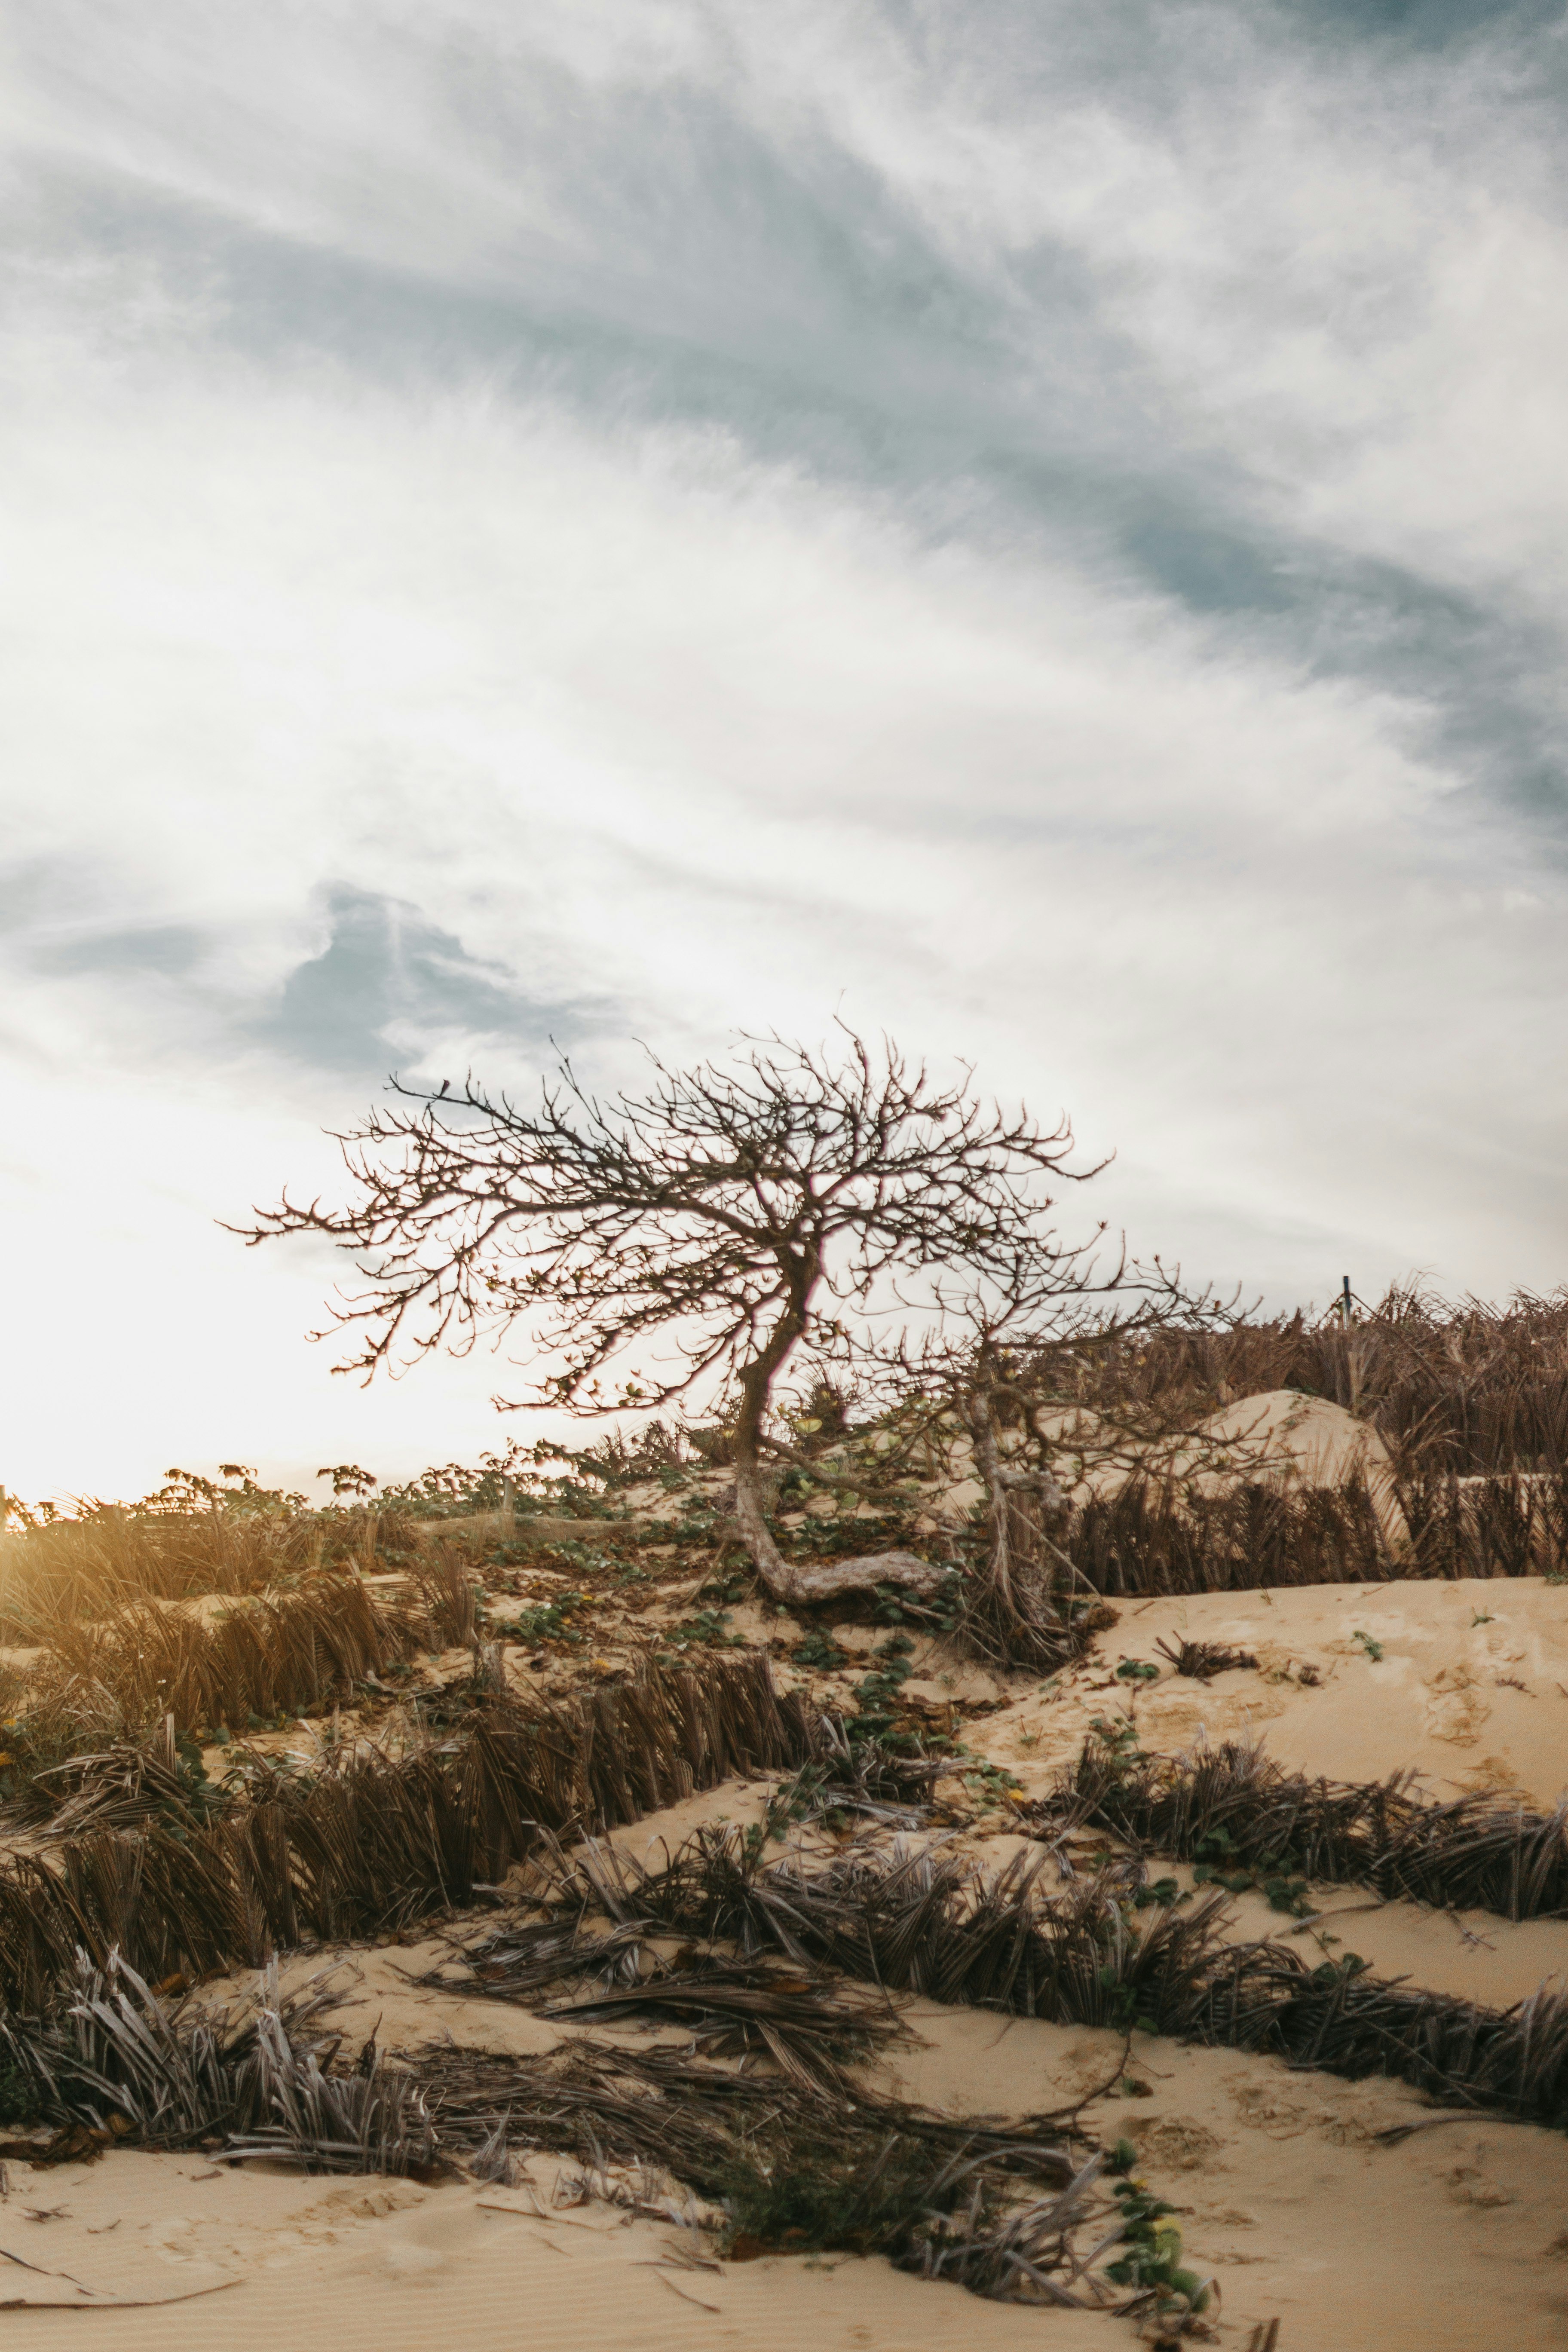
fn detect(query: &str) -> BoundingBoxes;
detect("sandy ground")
[974,1576,1568,1808]
[0,2147,1118,2350]
[2,1996,1565,2352]
[10,1577,1568,2349]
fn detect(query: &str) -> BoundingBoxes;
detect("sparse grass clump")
[28,1576,426,1755]
[0,1499,295,1636]
[1154,1635,1258,1681]
[487,1593,589,1647]
[713,2122,981,2260]
[1044,1733,1568,1923]
[0,1653,815,2008]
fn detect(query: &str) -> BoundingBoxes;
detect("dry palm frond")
[1200,1943,1568,2129]
[955,1485,1082,1676]
[27,1720,229,1841]
[1153,1636,1258,1681]
[416,2035,1133,2306]
[34,1577,426,1743]
[0,1936,1129,2307]
[537,1823,1216,2027]
[9,1828,1568,2312]
[520,1824,1568,2131]
[8,1681,1568,2144]
[539,1958,903,2092]
[609,2040,1086,2177]
[0,1954,240,2143]
[0,1952,347,2146]
[1052,1463,1568,1598]
[418,2031,1079,2200]
[912,2150,1117,2306]
[222,2012,437,2177]
[1048,1736,1568,1922]
[796,1717,953,1816]
[0,1654,817,2007]
[419,1919,650,2001]
[0,1950,431,2177]
[406,1549,480,1646]
[1063,1473,1390,1599]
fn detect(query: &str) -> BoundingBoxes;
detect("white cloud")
[2,1,1566,1503]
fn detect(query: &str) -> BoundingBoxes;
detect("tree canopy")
[238,1030,1115,1600]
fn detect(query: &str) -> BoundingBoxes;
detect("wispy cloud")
[2,0,1566,1498]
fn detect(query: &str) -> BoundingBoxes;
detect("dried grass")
[0,1512,299,1639]
[982,1287,1568,1601]
[31,1577,427,1742]
[0,1654,816,2006]
[1045,1736,1568,1922]
[1075,1285,1568,1479]
[406,1550,481,1647]
[516,1822,1568,2131]
[1054,1464,1568,1596]
[0,1491,443,1648]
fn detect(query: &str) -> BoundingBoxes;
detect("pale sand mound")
[1187,1390,1407,1548]
[980,1575,1568,1809]
[964,1568,1568,2009]
[1055,1388,1408,1548]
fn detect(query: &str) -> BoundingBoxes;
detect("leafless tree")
[887,1266,1238,1666]
[235,1031,1122,1606]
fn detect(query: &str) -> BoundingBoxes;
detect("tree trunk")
[731,1451,950,1604]
[731,1446,799,1595]
[728,1314,947,1606]
[956,1387,1075,1670]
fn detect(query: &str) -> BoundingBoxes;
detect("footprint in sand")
[1128,2117,1225,2172]
[1455,1753,1520,1793]
[1446,2161,1516,2208]
[1229,2085,1316,2139]
[1424,1666,1489,1748]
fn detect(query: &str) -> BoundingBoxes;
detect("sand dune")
[7,1571,1568,2349]
[3,1920,1567,2352]
[975,1577,1568,1809]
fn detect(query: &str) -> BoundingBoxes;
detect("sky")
[3,0,1566,1508]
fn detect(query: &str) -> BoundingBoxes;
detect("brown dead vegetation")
[33,1575,425,1743]
[1111,1283,1568,1476]
[1043,1734,1568,1922]
[0,1653,814,2008]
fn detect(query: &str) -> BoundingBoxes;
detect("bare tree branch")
[232,1030,1109,1603]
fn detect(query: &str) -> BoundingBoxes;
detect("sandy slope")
[0,2148,1107,2349]
[9,1577,1568,2350]
[974,1576,1568,1808]
[2,1993,1566,2352]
